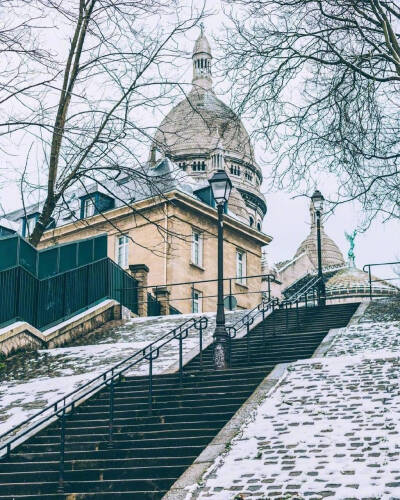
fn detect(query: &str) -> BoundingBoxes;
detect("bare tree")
[0,0,205,246]
[220,0,400,222]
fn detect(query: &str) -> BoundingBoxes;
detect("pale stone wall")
[277,252,314,291]
[38,192,270,315]
[0,301,121,357]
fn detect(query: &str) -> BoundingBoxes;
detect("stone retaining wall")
[0,300,122,357]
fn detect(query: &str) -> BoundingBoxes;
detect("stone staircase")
[0,302,358,499]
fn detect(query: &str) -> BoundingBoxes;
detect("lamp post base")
[213,325,229,370]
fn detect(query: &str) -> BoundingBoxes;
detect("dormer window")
[80,192,114,220]
[84,198,95,218]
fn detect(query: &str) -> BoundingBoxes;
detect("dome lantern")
[192,23,212,90]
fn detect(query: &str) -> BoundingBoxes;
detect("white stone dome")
[153,87,257,166]
[150,28,266,226]
[294,201,345,269]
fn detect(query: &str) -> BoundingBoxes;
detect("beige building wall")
[38,191,271,315]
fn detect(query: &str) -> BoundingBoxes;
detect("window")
[192,289,202,313]
[236,250,246,285]
[178,162,187,170]
[230,165,241,176]
[192,161,206,172]
[249,216,254,227]
[257,221,261,231]
[83,198,95,218]
[116,234,129,268]
[192,230,203,267]
[245,171,253,182]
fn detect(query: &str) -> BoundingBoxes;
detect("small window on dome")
[257,222,261,231]
[249,216,254,227]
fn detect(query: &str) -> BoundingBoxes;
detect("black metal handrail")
[363,261,400,300]
[0,315,208,469]
[225,296,279,365]
[279,276,323,333]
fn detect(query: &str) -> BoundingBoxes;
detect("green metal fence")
[147,293,161,316]
[0,233,108,279]
[0,258,138,330]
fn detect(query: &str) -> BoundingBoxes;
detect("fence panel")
[147,293,161,316]
[38,247,58,279]
[0,236,18,271]
[18,267,38,326]
[19,239,37,276]
[88,259,109,305]
[37,274,65,328]
[59,243,78,273]
[0,267,18,324]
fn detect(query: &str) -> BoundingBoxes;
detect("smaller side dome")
[294,200,345,269]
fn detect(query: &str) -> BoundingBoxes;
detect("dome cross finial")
[200,22,204,36]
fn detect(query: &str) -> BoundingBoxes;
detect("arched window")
[249,216,254,227]
[257,222,261,231]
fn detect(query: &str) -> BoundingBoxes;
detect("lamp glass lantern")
[209,169,232,205]
[311,189,325,212]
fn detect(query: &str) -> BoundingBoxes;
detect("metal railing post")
[262,306,265,345]
[368,266,372,301]
[268,276,271,301]
[272,304,276,336]
[57,409,66,493]
[179,332,183,386]
[285,303,289,334]
[296,300,299,329]
[191,283,195,313]
[229,279,233,310]
[108,378,115,449]
[199,324,203,370]
[148,355,153,415]
[246,321,250,362]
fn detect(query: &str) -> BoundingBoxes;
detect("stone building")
[4,30,271,315]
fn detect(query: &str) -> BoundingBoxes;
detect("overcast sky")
[1,0,398,282]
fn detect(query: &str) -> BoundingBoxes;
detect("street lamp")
[209,169,232,369]
[311,189,326,307]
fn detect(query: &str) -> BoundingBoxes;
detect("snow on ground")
[0,310,246,438]
[187,300,400,500]
[189,353,400,500]
[327,321,400,357]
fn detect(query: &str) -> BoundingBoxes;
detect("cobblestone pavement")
[189,355,400,500]
[360,297,400,323]
[327,321,400,357]
[187,303,400,500]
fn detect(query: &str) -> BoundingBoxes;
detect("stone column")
[153,286,171,316]
[129,264,149,317]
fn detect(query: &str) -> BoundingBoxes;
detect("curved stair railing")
[0,314,209,491]
[226,296,279,365]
